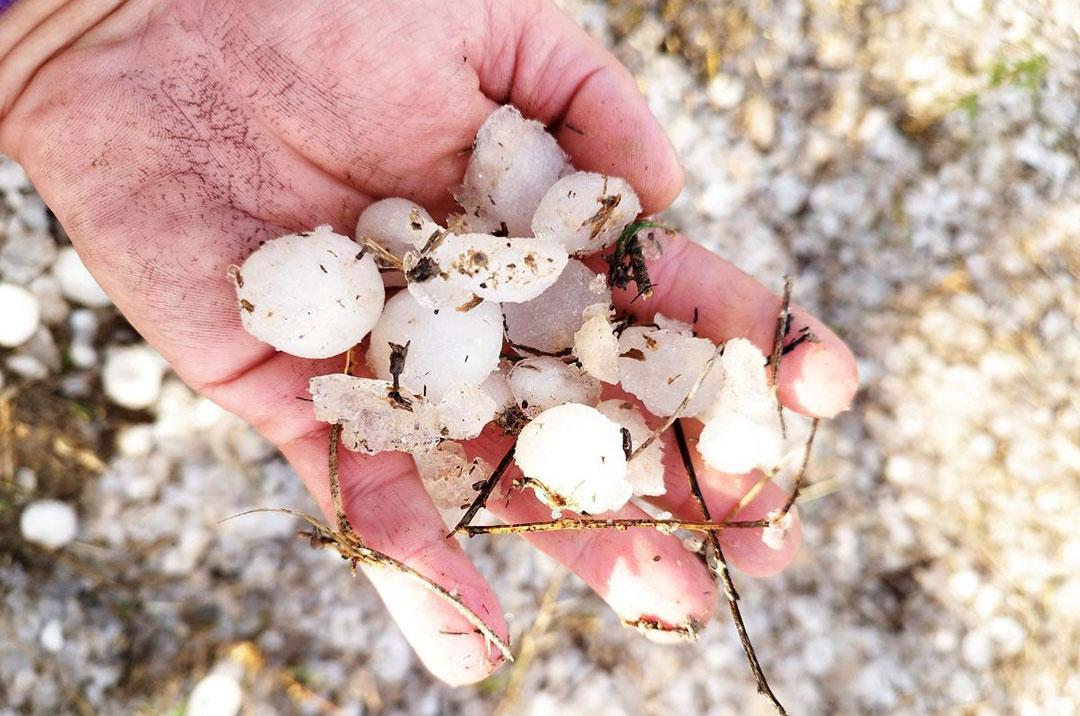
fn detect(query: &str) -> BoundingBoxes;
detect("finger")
[587,234,859,418]
[479,0,683,213]
[465,429,717,640]
[203,351,509,686]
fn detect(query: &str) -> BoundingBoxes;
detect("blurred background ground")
[1,0,1078,714]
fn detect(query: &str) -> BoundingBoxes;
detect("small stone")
[742,95,777,150]
[20,499,78,549]
[102,345,167,409]
[40,620,64,653]
[5,353,48,380]
[186,673,243,716]
[0,283,41,347]
[52,247,111,307]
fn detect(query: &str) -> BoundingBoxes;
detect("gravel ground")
[2,1,1079,714]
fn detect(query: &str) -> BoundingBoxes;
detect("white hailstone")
[0,283,41,347]
[232,225,384,359]
[531,172,642,255]
[455,105,570,237]
[596,399,665,496]
[479,368,515,412]
[186,672,243,716]
[503,259,610,353]
[617,326,724,417]
[573,302,620,383]
[509,356,601,417]
[698,338,782,473]
[515,403,631,514]
[761,509,794,550]
[403,232,569,309]
[20,500,78,549]
[414,441,492,509]
[102,345,167,409]
[51,247,112,307]
[355,198,435,258]
[310,374,493,454]
[366,289,502,402]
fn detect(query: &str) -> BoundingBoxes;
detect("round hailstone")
[404,232,569,309]
[20,499,78,549]
[515,403,631,514]
[0,283,41,347]
[573,302,619,383]
[455,105,570,237]
[509,356,601,417]
[531,172,642,255]
[355,198,436,259]
[233,225,384,359]
[596,399,666,496]
[698,410,783,474]
[187,672,243,716]
[366,290,502,402]
[617,326,724,418]
[503,259,610,354]
[52,247,112,307]
[102,344,167,409]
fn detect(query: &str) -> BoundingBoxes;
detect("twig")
[229,507,513,662]
[777,418,819,518]
[672,419,788,716]
[448,445,516,538]
[327,423,352,534]
[356,235,405,271]
[770,276,793,439]
[628,345,723,461]
[461,516,771,536]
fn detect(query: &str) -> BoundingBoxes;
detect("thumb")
[476,0,683,214]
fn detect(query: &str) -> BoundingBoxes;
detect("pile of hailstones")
[231,106,784,522]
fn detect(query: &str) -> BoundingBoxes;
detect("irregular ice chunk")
[698,338,782,473]
[355,198,435,259]
[503,259,610,354]
[310,374,495,454]
[404,232,569,308]
[233,225,384,359]
[478,367,515,412]
[617,327,723,417]
[654,312,694,335]
[596,399,665,497]
[367,290,502,402]
[509,356,601,417]
[573,303,619,383]
[415,441,493,510]
[515,403,631,514]
[531,172,642,255]
[455,105,570,236]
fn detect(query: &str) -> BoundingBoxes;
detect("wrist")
[0,0,133,135]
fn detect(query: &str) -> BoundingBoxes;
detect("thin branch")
[461,516,771,536]
[673,419,788,716]
[356,235,405,271]
[629,344,723,461]
[777,418,819,518]
[770,276,793,439]
[448,445,516,537]
[327,423,352,534]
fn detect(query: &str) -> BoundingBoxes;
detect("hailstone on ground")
[502,259,610,354]
[617,324,724,417]
[509,356,601,417]
[232,225,384,359]
[404,232,568,309]
[596,399,666,497]
[531,172,642,255]
[455,105,570,236]
[515,403,631,515]
[367,289,502,402]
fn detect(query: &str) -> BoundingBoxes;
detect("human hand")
[0,0,857,684]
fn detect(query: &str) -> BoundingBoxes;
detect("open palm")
[1,0,856,684]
